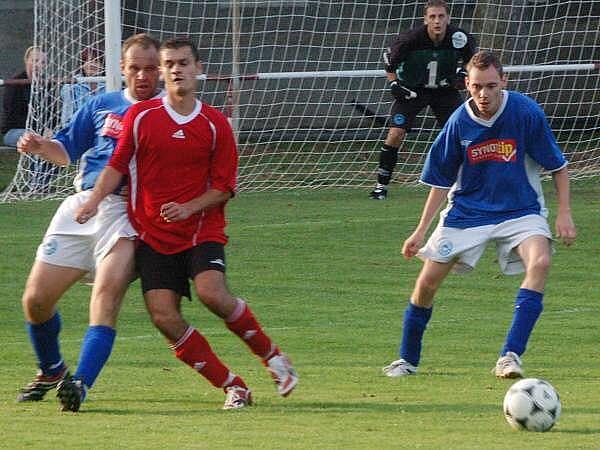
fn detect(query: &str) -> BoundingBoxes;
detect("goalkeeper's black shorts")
[389,87,463,131]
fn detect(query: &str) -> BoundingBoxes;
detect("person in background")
[2,46,46,146]
[60,48,106,126]
[369,0,477,200]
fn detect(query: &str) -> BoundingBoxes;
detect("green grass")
[1,181,599,449]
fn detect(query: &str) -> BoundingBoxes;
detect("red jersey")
[109,97,238,254]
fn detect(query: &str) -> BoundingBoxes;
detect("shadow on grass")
[80,400,501,416]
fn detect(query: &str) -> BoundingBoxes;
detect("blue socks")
[501,288,543,356]
[27,312,64,376]
[400,302,433,367]
[74,325,116,394]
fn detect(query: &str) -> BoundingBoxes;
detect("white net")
[2,0,599,201]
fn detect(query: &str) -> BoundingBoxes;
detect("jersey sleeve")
[52,98,97,163]
[420,120,463,188]
[383,32,411,73]
[524,98,567,171]
[462,32,478,64]
[108,104,137,174]
[209,114,238,194]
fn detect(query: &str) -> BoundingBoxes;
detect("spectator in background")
[61,48,105,126]
[1,46,46,146]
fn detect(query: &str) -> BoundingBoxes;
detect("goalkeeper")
[369,0,477,199]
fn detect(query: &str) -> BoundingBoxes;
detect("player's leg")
[18,260,86,402]
[495,235,551,378]
[191,242,298,397]
[138,242,251,408]
[57,238,136,412]
[369,94,425,199]
[383,259,454,377]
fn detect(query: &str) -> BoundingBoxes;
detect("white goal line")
[1,64,598,86]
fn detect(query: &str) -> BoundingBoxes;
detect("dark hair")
[160,37,200,62]
[121,33,160,59]
[467,51,504,77]
[424,0,449,15]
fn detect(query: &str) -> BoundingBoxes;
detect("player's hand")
[555,211,576,246]
[160,202,194,222]
[16,131,44,155]
[74,201,99,224]
[402,230,425,259]
[389,80,417,100]
[452,68,468,90]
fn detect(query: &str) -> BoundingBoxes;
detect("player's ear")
[159,65,166,81]
[501,74,508,87]
[195,60,203,75]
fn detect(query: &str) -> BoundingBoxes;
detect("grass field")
[1,181,599,449]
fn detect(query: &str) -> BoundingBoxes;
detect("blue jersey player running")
[15,33,163,412]
[382,51,577,379]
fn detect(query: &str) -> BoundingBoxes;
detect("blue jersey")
[421,90,567,228]
[54,89,141,191]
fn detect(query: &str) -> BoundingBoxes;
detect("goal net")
[2,0,598,201]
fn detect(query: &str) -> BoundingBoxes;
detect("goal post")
[1,0,598,201]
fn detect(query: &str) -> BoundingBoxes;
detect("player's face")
[26,50,46,78]
[160,46,203,97]
[424,6,449,42]
[121,44,160,101]
[466,66,507,120]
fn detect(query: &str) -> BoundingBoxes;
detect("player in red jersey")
[75,37,298,409]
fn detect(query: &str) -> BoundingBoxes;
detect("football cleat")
[369,187,388,200]
[16,366,69,402]
[57,377,86,412]
[266,353,298,397]
[223,386,253,410]
[382,358,417,377]
[493,351,524,379]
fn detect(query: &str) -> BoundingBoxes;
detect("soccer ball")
[503,378,561,432]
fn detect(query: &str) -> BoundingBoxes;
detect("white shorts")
[418,214,553,275]
[36,191,137,279]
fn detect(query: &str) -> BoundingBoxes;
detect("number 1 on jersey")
[426,60,438,88]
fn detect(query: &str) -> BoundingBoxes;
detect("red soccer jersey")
[109,97,238,254]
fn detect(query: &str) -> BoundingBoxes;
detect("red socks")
[225,299,279,361]
[170,326,246,390]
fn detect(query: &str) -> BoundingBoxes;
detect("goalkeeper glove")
[452,68,468,90]
[389,80,417,100]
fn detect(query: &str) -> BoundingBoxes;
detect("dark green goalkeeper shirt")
[384,24,477,89]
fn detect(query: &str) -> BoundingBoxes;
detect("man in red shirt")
[75,37,298,409]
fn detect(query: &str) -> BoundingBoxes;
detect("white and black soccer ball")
[503,378,561,432]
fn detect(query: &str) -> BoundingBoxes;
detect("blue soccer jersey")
[421,90,567,228]
[53,89,161,191]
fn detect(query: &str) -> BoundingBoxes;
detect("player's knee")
[386,128,406,146]
[196,287,234,317]
[149,309,183,335]
[527,253,552,276]
[21,288,55,323]
[414,275,442,301]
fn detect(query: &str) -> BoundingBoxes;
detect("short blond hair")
[121,33,160,59]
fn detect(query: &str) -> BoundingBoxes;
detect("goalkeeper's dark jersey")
[384,24,477,89]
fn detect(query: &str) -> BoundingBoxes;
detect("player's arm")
[74,105,138,224]
[551,166,576,246]
[402,187,448,259]
[160,189,232,223]
[74,166,124,223]
[162,112,238,223]
[16,131,70,166]
[383,38,417,100]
